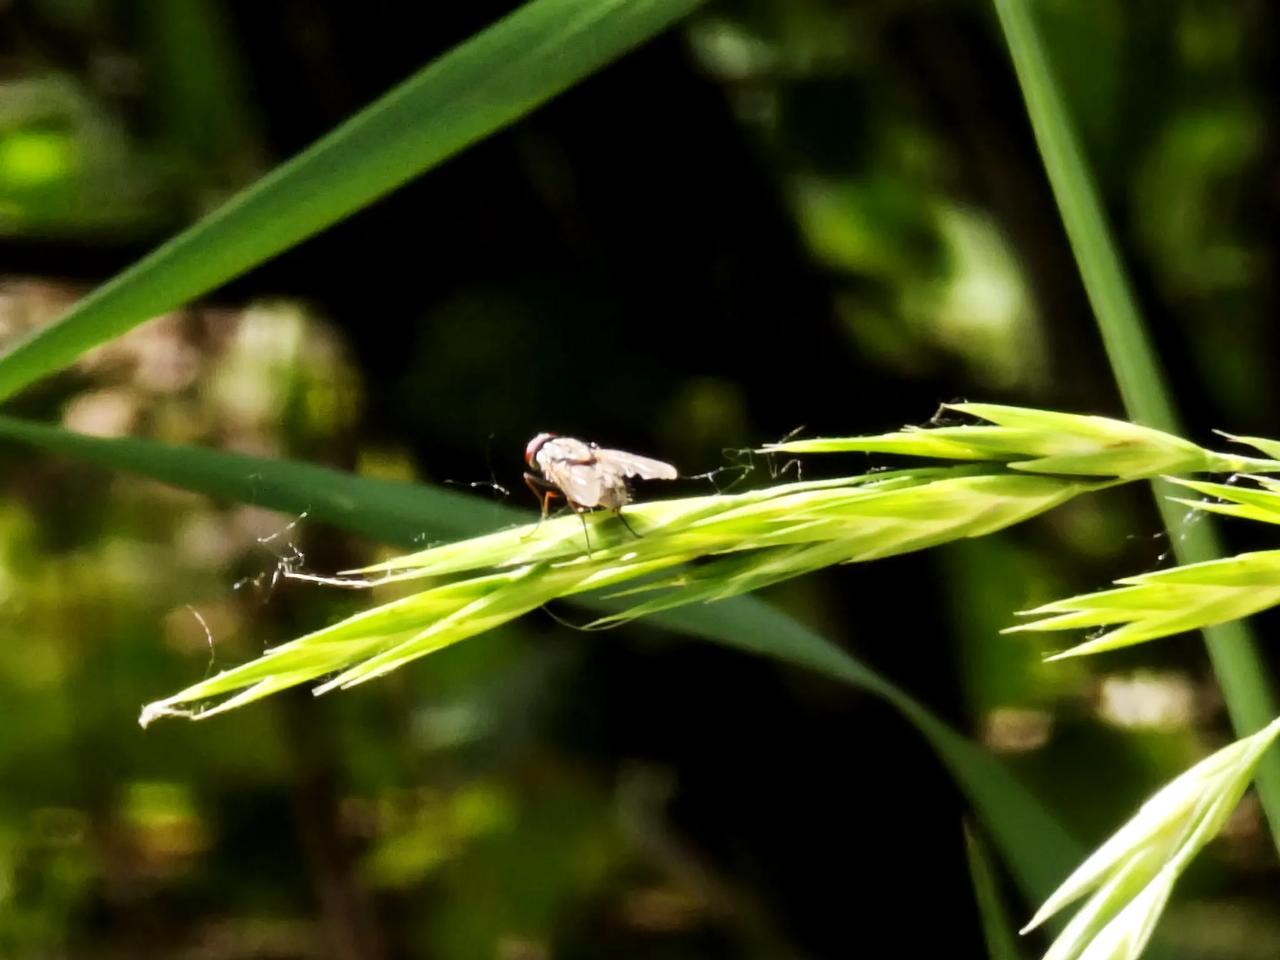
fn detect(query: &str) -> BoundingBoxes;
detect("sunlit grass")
[1023,716,1280,960]
[1011,475,1280,659]
[140,404,1278,725]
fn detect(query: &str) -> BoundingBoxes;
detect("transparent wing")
[540,437,593,463]
[544,460,604,507]
[592,448,678,480]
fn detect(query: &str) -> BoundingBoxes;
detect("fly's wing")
[543,459,604,508]
[592,448,678,480]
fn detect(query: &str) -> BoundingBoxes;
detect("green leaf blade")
[0,0,706,401]
[993,0,1280,859]
[0,414,1091,908]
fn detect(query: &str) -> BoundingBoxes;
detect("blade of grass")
[0,414,1083,906]
[0,413,515,543]
[765,403,1280,478]
[1168,476,1280,526]
[993,0,1280,850]
[140,467,1125,761]
[965,823,1025,960]
[646,597,1082,902]
[0,0,706,402]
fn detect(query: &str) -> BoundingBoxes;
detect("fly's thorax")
[535,436,593,473]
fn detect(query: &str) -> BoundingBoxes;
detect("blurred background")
[1,0,1278,957]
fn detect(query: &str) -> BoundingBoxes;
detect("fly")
[523,433,678,551]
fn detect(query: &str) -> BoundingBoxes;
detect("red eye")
[525,432,555,468]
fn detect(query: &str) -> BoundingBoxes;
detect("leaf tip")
[1018,909,1055,937]
[1042,648,1080,663]
[138,701,195,728]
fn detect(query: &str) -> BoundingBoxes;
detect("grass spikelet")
[141,405,1280,723]
[1006,550,1280,659]
[1023,717,1280,960]
[1167,475,1280,526]
[763,403,1280,480]
[143,464,1107,723]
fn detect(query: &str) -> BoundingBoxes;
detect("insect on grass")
[523,433,678,553]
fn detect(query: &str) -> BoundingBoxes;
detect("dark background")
[0,1,1277,957]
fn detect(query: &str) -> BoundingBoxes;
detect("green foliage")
[994,0,1280,937]
[1010,550,1280,659]
[1024,718,1280,960]
[0,410,1086,906]
[2,0,1277,955]
[0,0,706,402]
[139,464,1103,721]
[135,402,1266,721]
[765,403,1278,479]
[966,824,1025,960]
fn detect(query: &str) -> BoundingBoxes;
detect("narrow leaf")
[0,414,1084,907]
[965,823,1025,960]
[0,0,706,401]
[993,0,1280,854]
[0,413,507,543]
[1169,477,1280,526]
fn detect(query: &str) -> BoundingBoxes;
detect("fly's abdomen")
[597,479,631,511]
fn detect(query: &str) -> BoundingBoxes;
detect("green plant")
[997,469,1280,959]
[131,403,1278,721]
[110,400,1280,960]
[994,0,1280,858]
[0,1,1272,957]
[0,409,1084,906]
[0,0,1094,911]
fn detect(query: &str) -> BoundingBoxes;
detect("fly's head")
[525,432,557,472]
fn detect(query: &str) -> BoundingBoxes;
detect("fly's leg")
[522,473,560,540]
[614,509,643,540]
[522,474,594,556]
[519,473,599,555]
[574,506,593,557]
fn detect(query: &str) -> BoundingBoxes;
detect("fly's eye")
[525,432,555,468]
